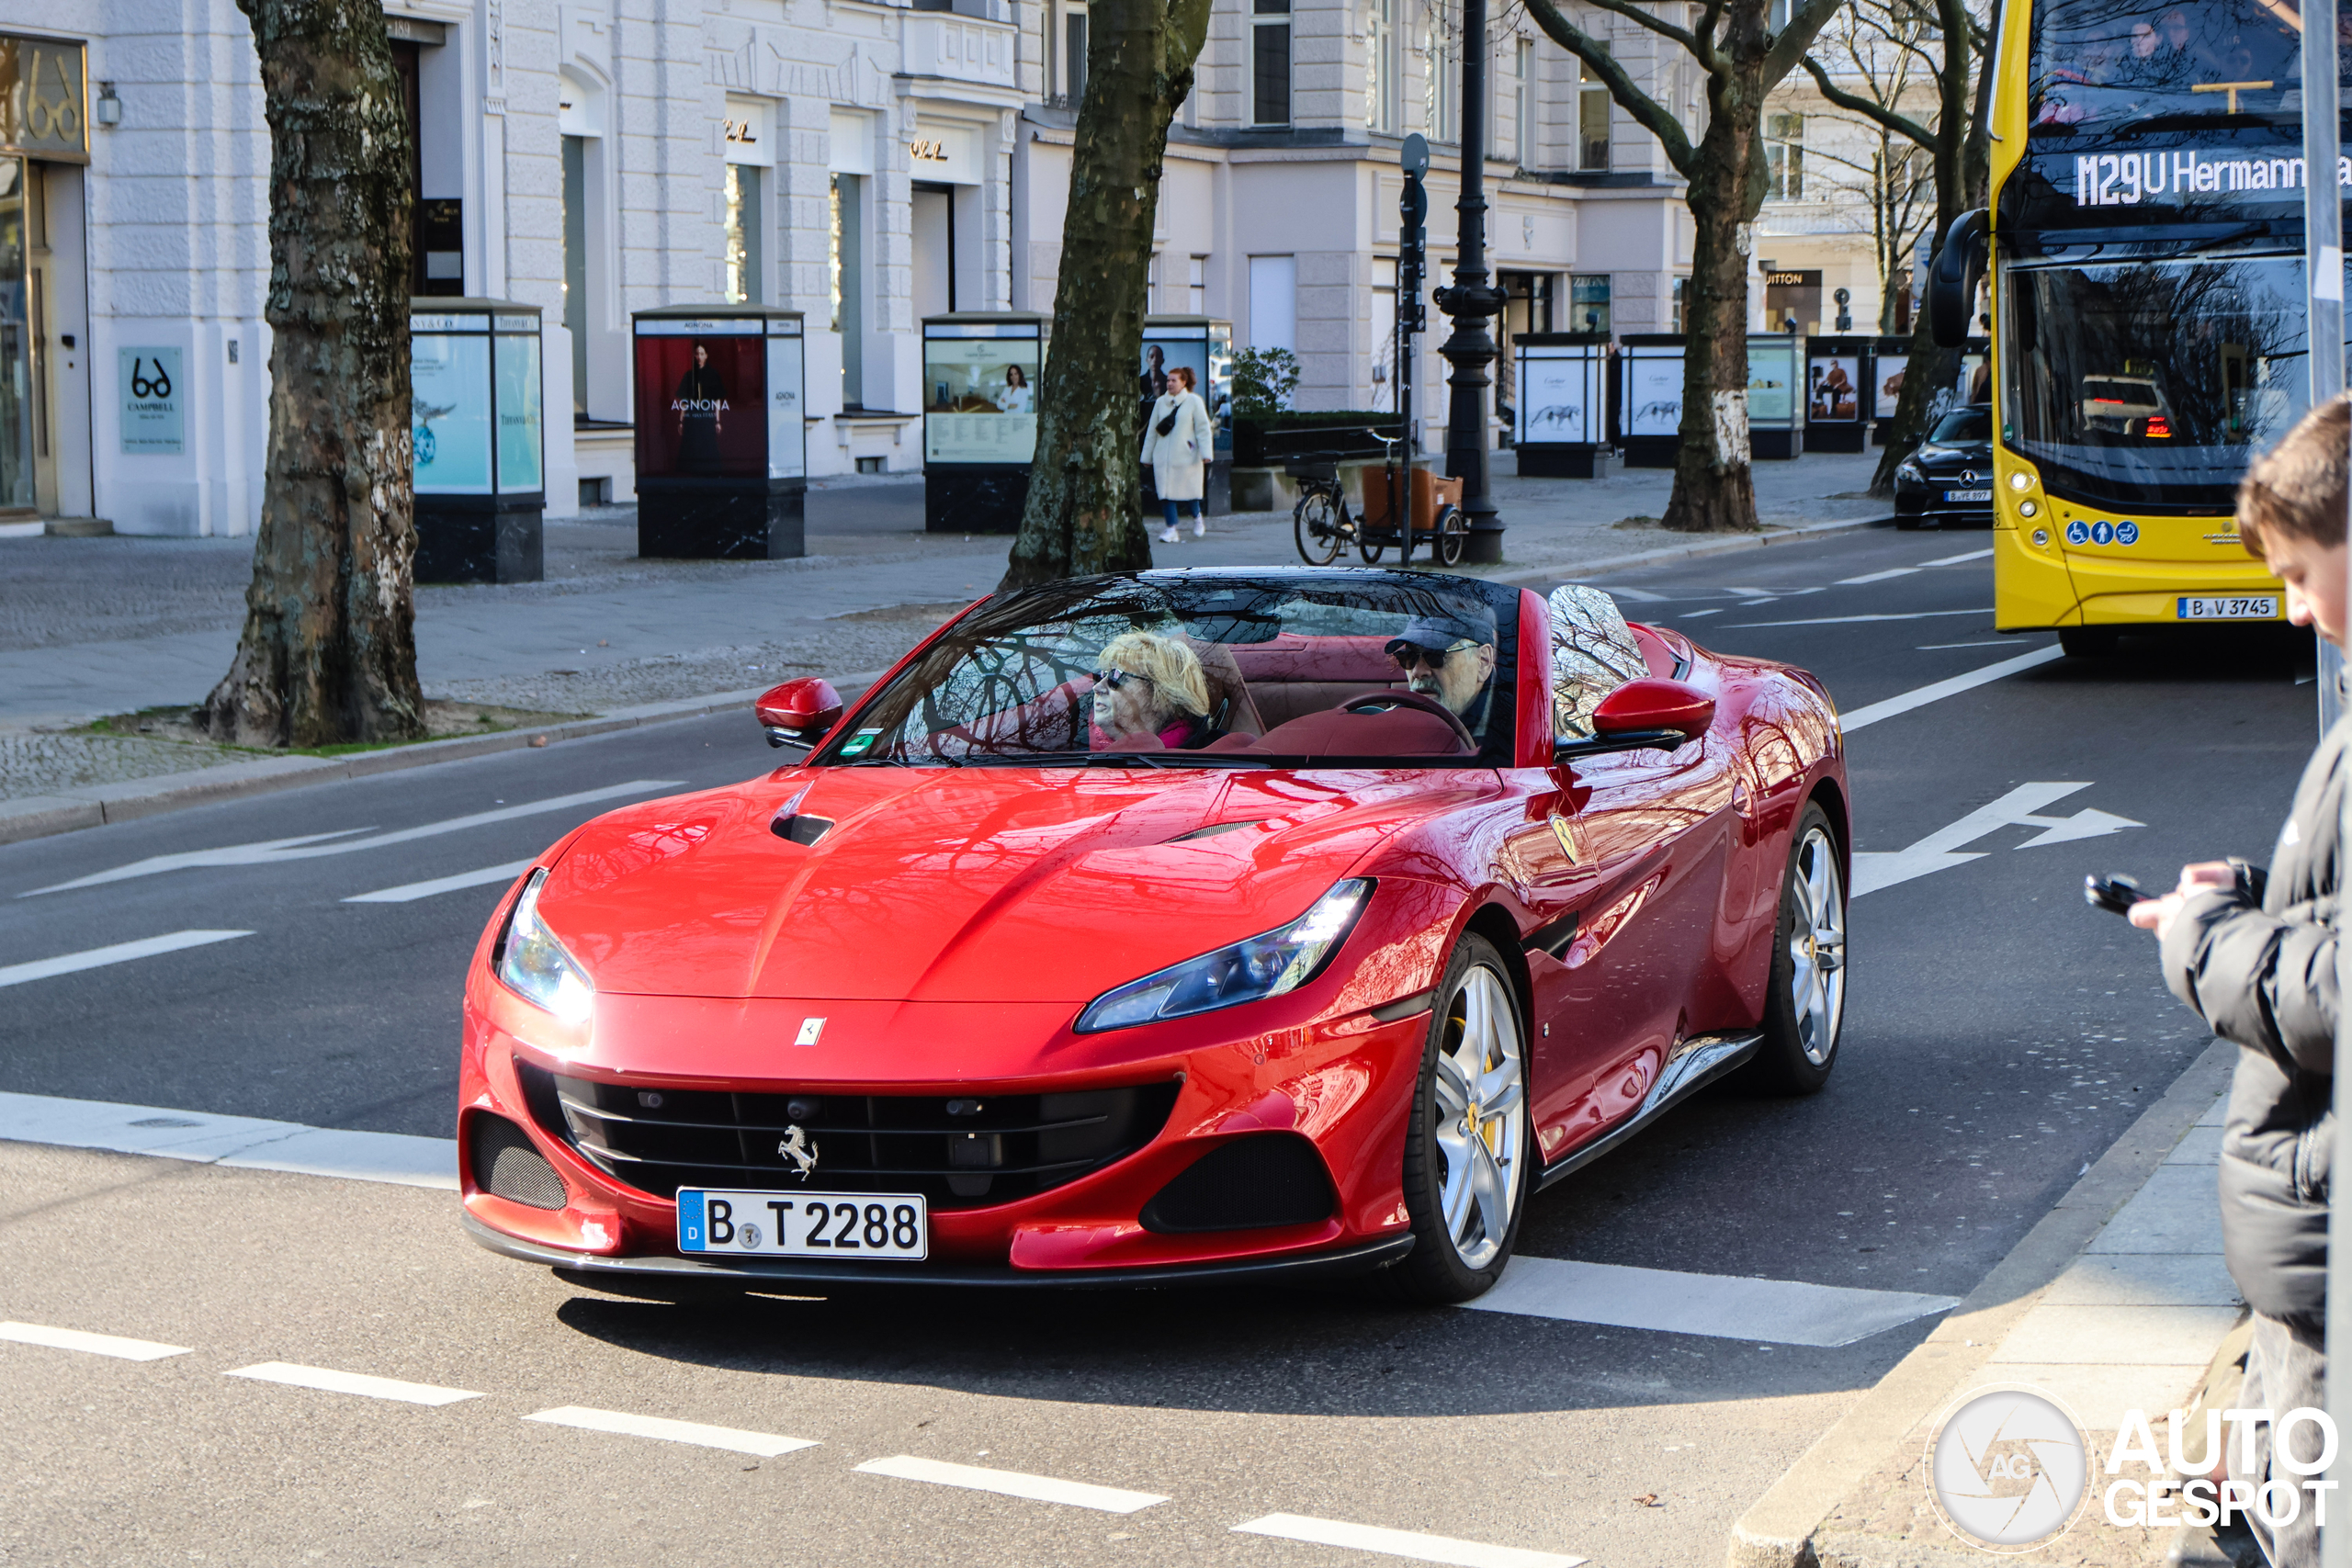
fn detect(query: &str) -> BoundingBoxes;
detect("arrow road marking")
[27,780,684,896]
[1851,782,2143,897]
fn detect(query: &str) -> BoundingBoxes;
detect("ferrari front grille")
[519,1063,1180,1210]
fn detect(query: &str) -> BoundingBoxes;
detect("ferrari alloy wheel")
[1746,802,1848,1094]
[1385,934,1531,1303]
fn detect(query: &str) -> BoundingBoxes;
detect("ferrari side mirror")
[755,677,844,750]
[1555,678,1715,760]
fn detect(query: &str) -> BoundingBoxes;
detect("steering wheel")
[1341,690,1477,752]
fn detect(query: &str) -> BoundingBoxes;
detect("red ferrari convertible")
[458,569,1848,1303]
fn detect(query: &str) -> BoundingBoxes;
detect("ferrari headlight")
[1075,880,1373,1033]
[496,868,595,1024]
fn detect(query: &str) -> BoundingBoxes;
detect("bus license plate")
[677,1189,929,1260]
[2177,596,2279,621]
[1943,488,1992,502]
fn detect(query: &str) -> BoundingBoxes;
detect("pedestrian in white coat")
[1142,366,1214,544]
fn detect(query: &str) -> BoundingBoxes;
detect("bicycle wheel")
[1434,505,1467,567]
[1293,491,1345,565]
[1358,529,1387,564]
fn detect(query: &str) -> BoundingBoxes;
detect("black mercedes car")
[1893,405,1993,529]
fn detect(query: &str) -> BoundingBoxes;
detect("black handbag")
[1156,404,1178,437]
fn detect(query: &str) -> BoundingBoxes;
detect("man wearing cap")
[1385,605,1498,736]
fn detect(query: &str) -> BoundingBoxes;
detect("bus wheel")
[2059,627,2119,659]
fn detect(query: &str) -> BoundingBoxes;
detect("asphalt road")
[0,523,2315,1567]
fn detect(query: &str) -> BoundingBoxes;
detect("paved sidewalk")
[1785,1081,2245,1568]
[0,451,1886,802]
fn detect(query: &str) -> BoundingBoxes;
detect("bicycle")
[1288,456,1357,564]
[1289,431,1468,567]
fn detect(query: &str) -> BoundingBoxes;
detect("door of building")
[0,153,32,517]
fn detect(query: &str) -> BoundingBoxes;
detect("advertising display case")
[922,312,1047,534]
[1871,335,1910,445]
[411,299,545,583]
[1512,333,1611,479]
[1140,316,1234,513]
[631,305,806,558]
[1747,333,1804,460]
[1617,335,1684,468]
[1804,335,1872,453]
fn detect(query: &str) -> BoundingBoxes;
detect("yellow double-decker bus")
[1933,0,2330,656]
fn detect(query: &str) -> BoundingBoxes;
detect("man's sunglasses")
[1386,638,1473,671]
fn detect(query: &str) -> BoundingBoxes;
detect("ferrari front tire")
[1744,802,1848,1095]
[1384,934,1532,1304]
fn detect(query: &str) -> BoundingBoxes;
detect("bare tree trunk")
[1001,0,1213,589]
[200,0,424,749]
[1664,112,1764,533]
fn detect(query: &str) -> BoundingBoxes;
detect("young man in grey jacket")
[2132,395,2347,1568]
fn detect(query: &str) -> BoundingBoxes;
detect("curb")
[1722,1035,2239,1568]
[1484,513,1893,589]
[0,682,835,850]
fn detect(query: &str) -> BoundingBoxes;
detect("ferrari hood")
[534,767,1490,1004]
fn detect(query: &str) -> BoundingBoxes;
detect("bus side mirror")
[1929,209,1989,350]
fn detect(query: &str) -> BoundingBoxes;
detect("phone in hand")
[2084,873,2151,917]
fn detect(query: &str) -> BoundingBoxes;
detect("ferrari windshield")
[822,571,1521,768]
[2002,254,2323,511]
[2029,0,2312,133]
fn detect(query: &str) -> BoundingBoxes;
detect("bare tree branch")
[1761,0,1851,88]
[1574,0,1703,58]
[1800,54,1937,149]
[1522,0,1697,174]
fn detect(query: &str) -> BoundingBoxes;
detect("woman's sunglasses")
[1096,668,1152,691]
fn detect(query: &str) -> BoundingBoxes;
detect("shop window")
[831,174,865,406]
[1765,113,1804,202]
[1253,0,1292,127]
[1577,47,1611,171]
[1569,273,1611,335]
[724,165,764,305]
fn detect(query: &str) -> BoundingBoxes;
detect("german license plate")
[677,1189,929,1260]
[2176,595,2279,621]
[1944,488,1992,502]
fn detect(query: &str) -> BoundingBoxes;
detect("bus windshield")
[2002,254,2321,511]
[2030,0,2310,133]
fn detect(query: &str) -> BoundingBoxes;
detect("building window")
[1253,0,1292,127]
[1063,3,1090,102]
[831,174,864,405]
[1426,0,1456,143]
[1765,112,1804,201]
[1189,254,1207,314]
[724,164,763,304]
[1149,251,1162,310]
[561,134,589,416]
[1671,276,1688,333]
[1569,273,1610,334]
[1509,38,1533,164]
[1577,48,1611,171]
[1367,0,1398,133]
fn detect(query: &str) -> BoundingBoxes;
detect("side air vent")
[1139,1134,1335,1234]
[772,814,835,847]
[469,1113,569,1211]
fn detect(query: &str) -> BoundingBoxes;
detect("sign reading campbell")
[0,35,88,162]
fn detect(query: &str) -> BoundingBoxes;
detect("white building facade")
[1,0,1709,536]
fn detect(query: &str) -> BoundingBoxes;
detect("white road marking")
[225,1361,482,1405]
[1233,1513,1587,1568]
[27,780,684,896]
[1603,585,1669,603]
[854,1454,1168,1514]
[1921,547,1995,566]
[1678,608,1723,618]
[1851,782,2142,897]
[0,1321,191,1361]
[344,859,536,904]
[1835,566,1921,585]
[1461,1256,1958,1348]
[1839,644,2066,732]
[0,930,253,988]
[0,1090,457,1190]
[1732,605,1994,627]
[1917,639,2034,650]
[525,1406,820,1458]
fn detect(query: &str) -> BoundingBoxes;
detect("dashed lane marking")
[1459,1256,1959,1348]
[1730,605,1994,627]
[1233,1513,1588,1567]
[1917,639,2034,650]
[1838,644,2066,733]
[0,930,253,989]
[0,1090,457,1190]
[526,1405,820,1458]
[224,1361,482,1406]
[0,1321,192,1361]
[344,859,536,904]
[26,780,684,896]
[854,1454,1169,1514]
[1835,566,1923,585]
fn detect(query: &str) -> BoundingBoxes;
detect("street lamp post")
[1433,0,1506,565]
